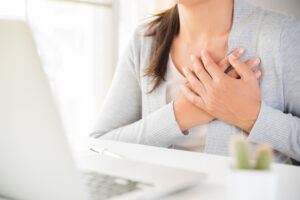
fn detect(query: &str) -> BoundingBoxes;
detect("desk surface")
[81,139,300,200]
[1,139,299,200]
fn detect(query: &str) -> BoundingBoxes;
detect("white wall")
[0,0,26,19]
[116,0,155,57]
[25,0,115,149]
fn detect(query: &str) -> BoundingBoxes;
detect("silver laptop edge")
[0,19,205,200]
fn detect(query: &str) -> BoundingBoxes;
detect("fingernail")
[253,58,261,66]
[182,67,187,74]
[255,70,261,78]
[238,48,245,55]
[201,50,205,55]
[229,53,237,60]
[190,54,195,61]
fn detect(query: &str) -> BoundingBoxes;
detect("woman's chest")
[170,37,229,74]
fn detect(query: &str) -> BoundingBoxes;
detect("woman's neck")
[177,0,234,42]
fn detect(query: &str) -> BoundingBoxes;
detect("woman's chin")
[177,0,211,6]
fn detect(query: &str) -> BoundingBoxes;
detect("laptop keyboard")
[81,171,153,200]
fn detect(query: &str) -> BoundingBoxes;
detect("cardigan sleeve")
[90,29,185,147]
[248,17,300,161]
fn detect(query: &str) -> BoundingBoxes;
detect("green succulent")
[254,144,272,170]
[230,134,273,170]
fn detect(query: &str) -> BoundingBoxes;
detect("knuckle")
[245,73,256,81]
[207,84,216,93]
[214,78,221,86]
[186,71,192,78]
[186,74,194,83]
[191,96,198,105]
[195,68,202,77]
[194,60,201,67]
[192,81,202,91]
[206,61,214,68]
[190,80,198,89]
[210,89,219,98]
[212,82,224,94]
[208,84,221,98]
[195,97,202,107]
[215,75,225,84]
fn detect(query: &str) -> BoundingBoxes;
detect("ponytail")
[144,4,180,93]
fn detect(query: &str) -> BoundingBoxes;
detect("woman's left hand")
[181,50,262,133]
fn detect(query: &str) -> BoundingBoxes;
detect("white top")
[166,55,209,152]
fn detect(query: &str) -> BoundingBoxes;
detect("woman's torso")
[136,0,294,163]
[166,54,209,152]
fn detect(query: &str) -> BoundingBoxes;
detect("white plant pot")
[227,168,278,200]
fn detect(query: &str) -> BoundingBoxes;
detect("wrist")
[240,119,256,133]
[239,101,261,133]
[173,100,189,132]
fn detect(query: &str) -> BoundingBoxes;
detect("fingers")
[253,70,262,79]
[228,54,256,79]
[227,57,261,79]
[180,84,204,108]
[219,48,245,72]
[219,47,261,80]
[182,67,206,96]
[183,79,189,85]
[188,47,261,82]
[200,50,224,80]
[246,57,261,70]
[190,54,212,85]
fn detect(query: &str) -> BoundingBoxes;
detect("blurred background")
[1,0,299,151]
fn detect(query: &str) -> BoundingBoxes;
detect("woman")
[91,0,300,163]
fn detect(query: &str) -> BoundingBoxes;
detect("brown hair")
[144,4,180,93]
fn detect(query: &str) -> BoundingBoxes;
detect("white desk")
[78,139,300,200]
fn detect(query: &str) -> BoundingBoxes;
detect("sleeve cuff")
[148,102,187,147]
[248,101,288,148]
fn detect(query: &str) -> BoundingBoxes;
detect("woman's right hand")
[174,48,262,132]
[174,80,213,131]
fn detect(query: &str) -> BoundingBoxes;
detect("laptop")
[0,19,206,200]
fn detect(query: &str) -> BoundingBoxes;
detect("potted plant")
[227,135,278,200]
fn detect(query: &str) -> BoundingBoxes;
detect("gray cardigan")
[91,0,300,163]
